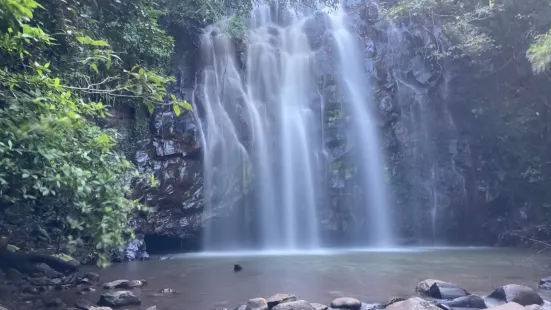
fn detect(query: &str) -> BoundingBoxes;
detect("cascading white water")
[195,3,393,251]
[328,7,394,247]
[196,5,322,251]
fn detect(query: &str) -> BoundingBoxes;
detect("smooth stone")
[272,300,315,310]
[538,276,551,285]
[98,291,141,307]
[429,282,470,299]
[6,244,19,252]
[145,306,157,310]
[386,297,441,310]
[416,279,447,295]
[83,272,100,282]
[331,297,362,310]
[488,284,543,306]
[488,302,524,310]
[441,295,486,308]
[0,305,7,310]
[537,282,551,290]
[267,294,297,309]
[246,298,268,310]
[311,303,329,310]
[102,280,129,289]
[524,305,543,310]
[234,305,247,310]
[158,288,174,294]
[127,279,147,288]
[75,299,95,310]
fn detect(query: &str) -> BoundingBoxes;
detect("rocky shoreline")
[2,262,551,310]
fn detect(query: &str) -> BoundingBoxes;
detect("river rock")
[98,291,141,307]
[127,279,147,288]
[158,288,174,294]
[145,306,157,310]
[440,295,486,308]
[75,299,95,310]
[267,294,297,308]
[488,284,543,306]
[102,280,129,289]
[538,276,551,289]
[272,300,315,310]
[330,297,362,310]
[310,303,329,310]
[234,305,247,310]
[83,272,100,282]
[89,308,113,310]
[416,279,447,295]
[386,297,440,310]
[525,305,543,310]
[429,281,470,299]
[46,298,65,308]
[246,298,268,310]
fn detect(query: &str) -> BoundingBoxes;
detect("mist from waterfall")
[195,3,393,251]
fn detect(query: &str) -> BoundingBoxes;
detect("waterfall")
[328,7,394,247]
[194,3,393,252]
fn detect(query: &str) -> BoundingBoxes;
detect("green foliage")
[381,0,551,70]
[0,0,177,265]
[527,29,551,73]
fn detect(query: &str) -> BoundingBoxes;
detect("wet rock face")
[132,100,204,242]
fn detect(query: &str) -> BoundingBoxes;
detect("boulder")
[440,295,486,308]
[98,291,141,308]
[429,282,470,299]
[102,280,129,289]
[416,279,447,295]
[267,294,297,309]
[488,284,543,306]
[330,297,362,310]
[272,300,315,310]
[525,305,543,310]
[246,298,268,310]
[385,297,440,310]
[310,303,329,310]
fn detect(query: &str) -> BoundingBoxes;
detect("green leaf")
[181,100,193,112]
[90,63,99,73]
[54,78,60,87]
[97,133,110,144]
[145,101,155,114]
[173,102,181,116]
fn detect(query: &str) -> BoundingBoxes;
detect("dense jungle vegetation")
[2,0,551,263]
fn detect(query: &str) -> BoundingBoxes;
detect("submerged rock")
[429,281,470,299]
[157,288,174,294]
[267,294,297,309]
[272,300,315,310]
[102,280,129,289]
[234,264,243,272]
[83,272,100,282]
[246,298,268,310]
[488,284,543,306]
[385,297,440,310]
[439,295,486,308]
[331,297,362,310]
[127,279,147,288]
[98,291,141,307]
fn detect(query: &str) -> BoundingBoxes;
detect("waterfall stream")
[195,3,393,251]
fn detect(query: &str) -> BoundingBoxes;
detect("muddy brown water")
[55,247,551,310]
